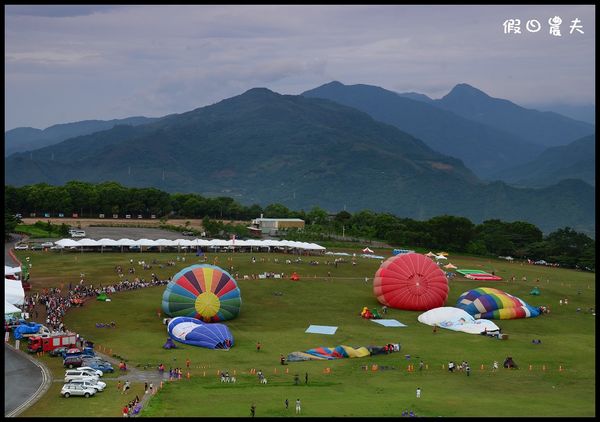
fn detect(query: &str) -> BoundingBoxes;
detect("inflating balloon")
[456,287,541,319]
[373,253,448,311]
[161,264,241,322]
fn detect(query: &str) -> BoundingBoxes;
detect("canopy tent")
[362,247,374,254]
[49,238,327,252]
[55,238,80,247]
[5,279,25,305]
[437,252,449,256]
[444,263,458,269]
[5,300,21,316]
[5,266,22,276]
[425,251,437,257]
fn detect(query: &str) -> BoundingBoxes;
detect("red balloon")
[373,253,448,311]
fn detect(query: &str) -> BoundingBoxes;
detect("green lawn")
[13,249,596,417]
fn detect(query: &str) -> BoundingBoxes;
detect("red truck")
[27,333,77,353]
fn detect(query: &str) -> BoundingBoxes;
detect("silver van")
[64,370,99,383]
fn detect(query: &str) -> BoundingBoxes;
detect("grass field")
[13,248,596,417]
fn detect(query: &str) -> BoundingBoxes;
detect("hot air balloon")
[373,253,448,311]
[167,316,234,349]
[161,264,241,322]
[456,287,541,319]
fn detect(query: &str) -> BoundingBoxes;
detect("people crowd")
[24,271,171,332]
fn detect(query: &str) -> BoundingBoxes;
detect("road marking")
[5,344,52,417]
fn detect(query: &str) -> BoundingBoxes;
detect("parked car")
[67,379,106,392]
[63,356,84,368]
[64,370,99,383]
[61,383,96,398]
[49,346,69,357]
[70,230,86,238]
[41,241,54,248]
[14,244,29,250]
[50,244,64,250]
[80,360,114,373]
[75,367,103,377]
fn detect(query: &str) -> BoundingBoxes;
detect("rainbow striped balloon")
[161,264,241,322]
[456,287,540,319]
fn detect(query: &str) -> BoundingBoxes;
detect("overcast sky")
[5,4,595,130]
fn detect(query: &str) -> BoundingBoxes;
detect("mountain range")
[4,87,595,235]
[491,135,595,188]
[302,81,594,179]
[5,116,160,156]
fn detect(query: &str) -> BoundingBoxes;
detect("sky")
[4,4,596,130]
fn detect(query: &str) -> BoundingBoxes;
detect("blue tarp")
[13,322,42,340]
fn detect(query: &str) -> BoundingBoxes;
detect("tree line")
[4,181,595,271]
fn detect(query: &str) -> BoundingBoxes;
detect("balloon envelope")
[456,287,541,319]
[161,264,241,322]
[373,253,448,311]
[167,316,233,349]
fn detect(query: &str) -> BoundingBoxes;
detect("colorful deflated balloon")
[167,316,234,349]
[373,253,448,311]
[161,264,241,322]
[456,287,541,319]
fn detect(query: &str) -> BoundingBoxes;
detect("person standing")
[305,372,308,384]
[285,398,289,409]
[144,382,148,394]
[256,341,261,352]
[295,398,301,414]
[250,403,256,418]
[466,365,471,376]
[419,360,424,371]
[416,387,421,398]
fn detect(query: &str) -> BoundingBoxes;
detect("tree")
[428,215,475,252]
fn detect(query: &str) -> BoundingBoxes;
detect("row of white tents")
[54,238,326,251]
[5,265,24,317]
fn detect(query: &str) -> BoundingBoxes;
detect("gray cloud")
[4,4,595,130]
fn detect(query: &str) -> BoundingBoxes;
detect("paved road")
[5,234,52,417]
[4,344,50,417]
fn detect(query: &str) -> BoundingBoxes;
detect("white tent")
[5,265,22,276]
[55,238,80,247]
[133,238,157,247]
[362,247,374,254]
[5,279,25,305]
[97,238,119,246]
[435,255,448,260]
[76,238,100,247]
[117,238,136,246]
[5,300,21,316]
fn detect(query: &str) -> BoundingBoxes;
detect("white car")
[67,379,106,392]
[70,231,86,238]
[76,367,103,377]
[64,370,99,383]
[61,383,96,398]
[41,241,54,248]
[14,244,29,250]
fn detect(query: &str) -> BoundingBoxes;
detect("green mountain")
[5,116,160,156]
[493,135,595,188]
[4,88,595,235]
[435,84,595,148]
[301,81,544,179]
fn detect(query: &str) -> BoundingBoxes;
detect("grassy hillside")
[14,249,595,417]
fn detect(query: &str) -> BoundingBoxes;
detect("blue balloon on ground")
[167,316,234,349]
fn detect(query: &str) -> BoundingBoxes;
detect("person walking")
[285,398,289,409]
[250,403,256,418]
[295,398,301,414]
[416,387,421,398]
[144,382,148,394]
